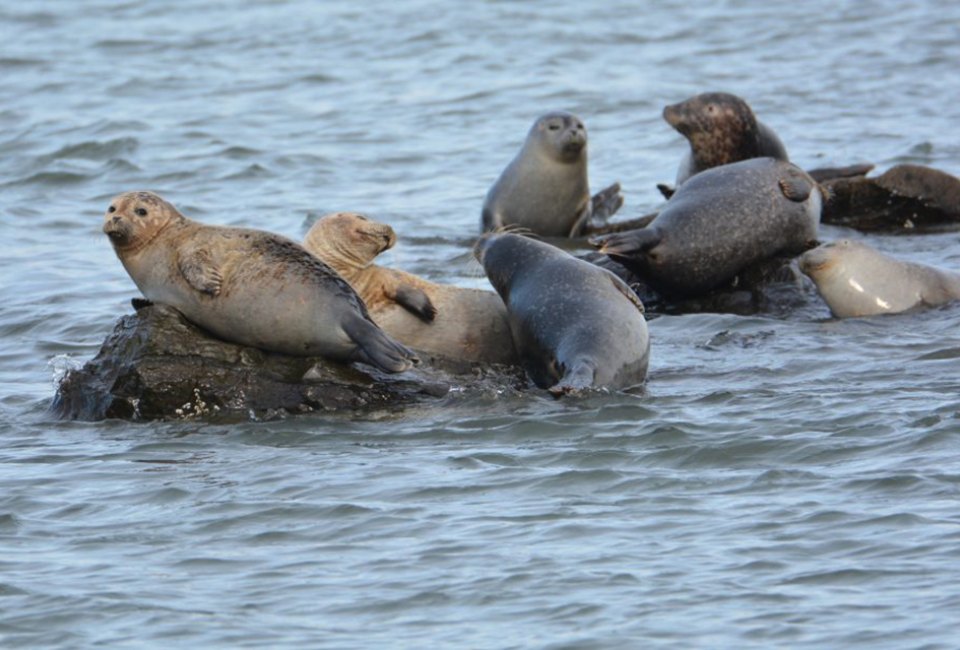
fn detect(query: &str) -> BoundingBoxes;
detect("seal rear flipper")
[346,315,420,373]
[806,163,875,183]
[656,183,676,200]
[393,285,437,322]
[548,360,596,398]
[589,227,662,258]
[589,182,625,222]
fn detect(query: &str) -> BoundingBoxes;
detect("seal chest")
[103,191,419,373]
[475,232,650,395]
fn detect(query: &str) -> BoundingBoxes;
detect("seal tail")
[548,360,596,398]
[588,227,662,258]
[348,316,420,373]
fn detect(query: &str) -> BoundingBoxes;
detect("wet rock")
[51,303,523,422]
[822,163,960,232]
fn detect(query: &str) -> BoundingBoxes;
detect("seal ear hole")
[108,206,116,213]
[135,207,148,217]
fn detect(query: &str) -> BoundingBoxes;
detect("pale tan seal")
[799,239,960,317]
[474,231,650,395]
[303,212,519,366]
[102,191,418,373]
[481,111,623,238]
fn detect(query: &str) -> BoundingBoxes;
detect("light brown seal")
[304,212,519,366]
[481,111,623,238]
[102,191,418,373]
[799,239,960,317]
[474,231,650,395]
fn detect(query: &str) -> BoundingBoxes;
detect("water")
[2,0,960,647]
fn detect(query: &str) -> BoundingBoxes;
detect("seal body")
[799,239,960,317]
[103,191,418,373]
[664,92,788,186]
[482,111,620,238]
[303,212,519,366]
[592,158,822,297]
[474,232,650,395]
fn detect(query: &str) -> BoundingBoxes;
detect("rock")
[52,303,524,421]
[822,163,960,232]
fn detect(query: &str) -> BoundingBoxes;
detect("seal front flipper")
[344,313,420,373]
[481,206,502,233]
[548,359,596,397]
[609,274,645,314]
[779,169,814,203]
[177,248,224,296]
[806,162,874,183]
[589,182,625,223]
[392,285,437,323]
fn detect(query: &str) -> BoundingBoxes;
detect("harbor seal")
[303,212,519,366]
[591,158,823,297]
[665,92,788,187]
[799,239,960,317]
[103,191,418,373]
[474,231,650,395]
[481,111,623,238]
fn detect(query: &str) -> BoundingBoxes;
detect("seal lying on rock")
[799,239,960,317]
[482,111,623,238]
[303,212,518,366]
[474,231,650,395]
[591,158,823,297]
[658,91,872,198]
[103,191,418,373]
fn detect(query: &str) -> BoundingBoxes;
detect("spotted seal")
[103,191,418,373]
[800,239,960,317]
[303,212,518,365]
[482,111,623,238]
[474,231,650,395]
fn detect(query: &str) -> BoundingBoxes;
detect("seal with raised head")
[482,111,623,238]
[591,158,823,297]
[474,231,650,395]
[799,239,960,317]
[665,91,788,187]
[303,212,518,366]
[103,191,418,373]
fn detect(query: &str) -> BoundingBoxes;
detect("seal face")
[103,192,419,373]
[474,232,650,395]
[591,158,822,297]
[799,239,960,318]
[664,92,788,186]
[482,111,601,238]
[304,212,518,366]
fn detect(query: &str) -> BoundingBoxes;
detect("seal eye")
[108,206,116,213]
[548,124,560,131]
[135,207,148,217]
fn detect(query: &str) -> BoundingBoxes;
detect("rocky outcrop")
[52,302,523,421]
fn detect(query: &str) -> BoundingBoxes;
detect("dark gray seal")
[591,158,823,297]
[800,239,960,317]
[482,111,623,238]
[102,191,419,373]
[474,231,650,395]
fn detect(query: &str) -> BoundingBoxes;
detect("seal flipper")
[779,170,814,203]
[807,162,874,183]
[589,182,625,222]
[178,248,223,296]
[656,183,676,200]
[344,314,420,373]
[548,359,596,397]
[131,297,154,311]
[481,206,502,233]
[608,274,645,314]
[393,285,437,322]
[589,227,662,258]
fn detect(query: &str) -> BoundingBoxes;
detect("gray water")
[2,1,960,647]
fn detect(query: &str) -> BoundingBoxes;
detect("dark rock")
[822,163,960,232]
[51,304,525,422]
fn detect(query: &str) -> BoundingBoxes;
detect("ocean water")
[2,0,960,647]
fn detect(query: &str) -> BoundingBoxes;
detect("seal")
[303,212,519,366]
[799,239,960,317]
[591,158,823,297]
[664,92,788,187]
[474,231,650,395]
[102,191,419,373]
[482,111,623,238]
